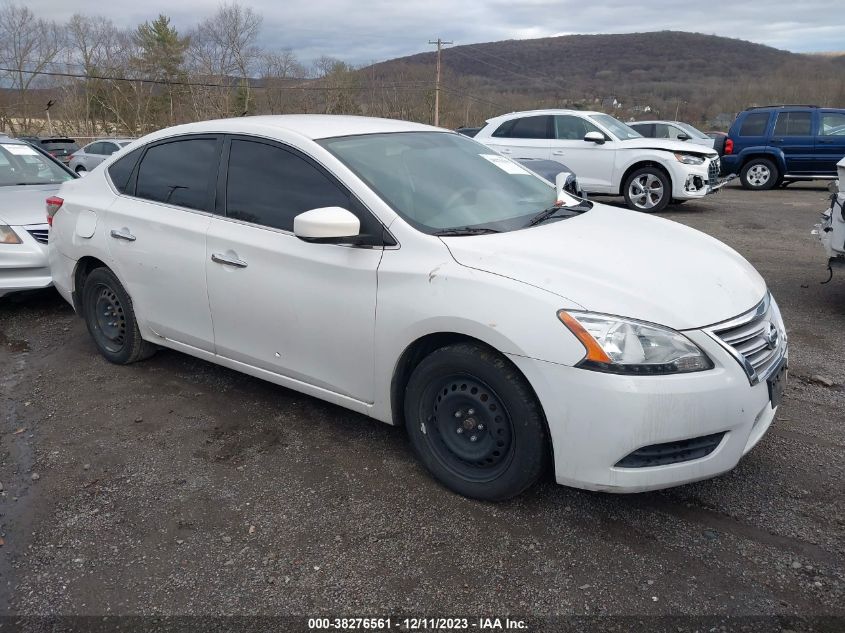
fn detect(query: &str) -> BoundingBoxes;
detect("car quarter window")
[135,137,218,210]
[225,138,376,236]
[773,112,812,136]
[107,147,144,194]
[553,115,602,140]
[739,112,770,136]
[493,115,551,139]
[819,112,845,135]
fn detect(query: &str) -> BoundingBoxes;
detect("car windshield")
[589,114,643,140]
[320,132,582,234]
[676,122,710,140]
[0,142,74,186]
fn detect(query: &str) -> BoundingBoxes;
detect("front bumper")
[0,224,52,298]
[671,157,735,200]
[507,326,785,493]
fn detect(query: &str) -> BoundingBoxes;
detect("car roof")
[139,115,440,144]
[1,136,27,145]
[485,109,603,123]
[630,120,687,125]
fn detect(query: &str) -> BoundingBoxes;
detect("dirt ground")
[1,182,843,632]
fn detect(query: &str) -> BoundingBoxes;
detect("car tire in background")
[404,342,549,501]
[740,158,778,191]
[75,166,86,175]
[82,267,156,364]
[623,167,672,212]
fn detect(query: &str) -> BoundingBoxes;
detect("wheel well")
[739,153,777,170]
[72,256,109,316]
[619,161,671,196]
[390,332,556,471]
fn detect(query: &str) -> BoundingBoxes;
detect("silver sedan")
[69,139,133,174]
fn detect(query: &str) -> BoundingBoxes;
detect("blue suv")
[722,105,845,190]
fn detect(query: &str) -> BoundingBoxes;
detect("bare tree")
[188,3,262,117]
[0,2,64,133]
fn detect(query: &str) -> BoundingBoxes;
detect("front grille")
[706,293,786,385]
[708,157,720,184]
[26,226,49,244]
[615,432,726,468]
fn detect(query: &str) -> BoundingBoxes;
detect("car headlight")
[674,153,705,165]
[0,225,22,244]
[558,310,713,375]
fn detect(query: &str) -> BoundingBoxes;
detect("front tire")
[623,167,671,212]
[740,158,778,190]
[81,267,155,364]
[404,343,548,501]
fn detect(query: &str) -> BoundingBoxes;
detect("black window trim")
[107,133,224,216]
[216,133,395,248]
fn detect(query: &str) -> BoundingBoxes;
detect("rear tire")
[404,342,548,501]
[623,167,671,212]
[740,158,778,190]
[81,267,155,364]
[74,166,86,175]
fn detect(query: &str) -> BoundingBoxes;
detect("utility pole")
[428,37,452,127]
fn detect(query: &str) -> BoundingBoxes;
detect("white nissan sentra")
[48,115,787,500]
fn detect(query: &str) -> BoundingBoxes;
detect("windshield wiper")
[526,203,590,227]
[433,227,501,236]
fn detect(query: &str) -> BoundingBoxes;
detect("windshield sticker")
[480,154,531,175]
[1,143,39,156]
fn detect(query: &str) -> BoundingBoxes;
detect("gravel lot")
[1,182,843,631]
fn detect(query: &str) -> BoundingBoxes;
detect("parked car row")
[10,114,785,501]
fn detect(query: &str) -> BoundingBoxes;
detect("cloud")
[24,0,845,66]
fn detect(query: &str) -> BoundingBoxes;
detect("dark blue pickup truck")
[721,105,845,190]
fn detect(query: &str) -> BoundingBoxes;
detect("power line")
[445,47,551,86]
[0,66,432,91]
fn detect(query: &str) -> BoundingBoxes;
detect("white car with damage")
[49,115,786,500]
[816,157,845,276]
[475,109,727,212]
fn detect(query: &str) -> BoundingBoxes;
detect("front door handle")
[499,148,513,154]
[552,150,566,156]
[110,228,136,242]
[211,252,248,268]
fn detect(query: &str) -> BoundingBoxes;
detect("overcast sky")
[25,0,845,65]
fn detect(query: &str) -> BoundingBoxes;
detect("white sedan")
[474,109,724,212]
[49,115,786,500]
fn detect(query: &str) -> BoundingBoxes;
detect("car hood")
[442,203,766,330]
[0,183,61,225]
[619,138,717,156]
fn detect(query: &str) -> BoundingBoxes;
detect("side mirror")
[828,181,839,194]
[677,133,691,141]
[584,131,605,145]
[555,171,574,203]
[293,206,360,243]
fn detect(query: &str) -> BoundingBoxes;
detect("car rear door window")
[225,138,351,232]
[108,147,144,194]
[494,116,551,139]
[774,112,812,136]
[739,112,770,136]
[135,138,218,210]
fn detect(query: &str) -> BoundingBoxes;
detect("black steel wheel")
[81,267,155,364]
[404,342,548,500]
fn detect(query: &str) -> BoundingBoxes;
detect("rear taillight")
[724,138,733,155]
[49,151,58,157]
[46,196,63,227]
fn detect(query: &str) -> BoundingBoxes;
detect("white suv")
[475,109,724,212]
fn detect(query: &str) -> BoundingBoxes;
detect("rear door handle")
[552,150,565,156]
[211,252,248,268]
[110,228,136,242]
[499,148,513,154]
